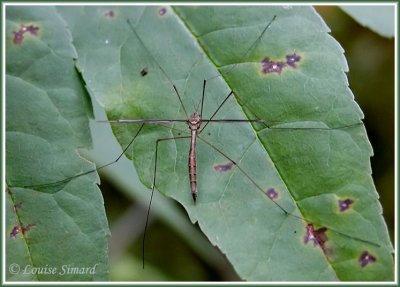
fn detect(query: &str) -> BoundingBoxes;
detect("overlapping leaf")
[6,6,109,281]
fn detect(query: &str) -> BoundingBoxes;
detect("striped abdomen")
[188,130,197,202]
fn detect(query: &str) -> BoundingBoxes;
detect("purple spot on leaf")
[104,10,115,17]
[261,53,301,74]
[265,188,278,200]
[10,224,35,238]
[159,8,167,16]
[261,58,286,74]
[304,224,328,254]
[13,24,39,44]
[359,251,376,267]
[10,226,21,238]
[286,53,301,67]
[23,25,39,35]
[13,32,24,44]
[10,224,36,238]
[214,162,234,172]
[339,198,354,212]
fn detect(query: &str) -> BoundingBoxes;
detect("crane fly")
[8,10,386,278]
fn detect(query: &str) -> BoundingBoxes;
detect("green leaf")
[340,5,395,38]
[58,5,393,281]
[6,7,109,281]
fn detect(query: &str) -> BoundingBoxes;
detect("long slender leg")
[172,85,189,119]
[207,15,277,81]
[12,124,146,189]
[196,134,300,219]
[142,135,191,269]
[199,90,234,134]
[199,80,206,118]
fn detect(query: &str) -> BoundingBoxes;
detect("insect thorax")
[187,112,202,130]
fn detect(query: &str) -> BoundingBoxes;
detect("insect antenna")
[207,15,277,82]
[198,15,277,134]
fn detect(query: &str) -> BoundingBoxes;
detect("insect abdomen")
[188,131,197,202]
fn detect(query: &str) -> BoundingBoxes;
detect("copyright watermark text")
[8,263,99,276]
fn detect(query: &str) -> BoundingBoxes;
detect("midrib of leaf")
[172,5,339,275]
[6,187,39,281]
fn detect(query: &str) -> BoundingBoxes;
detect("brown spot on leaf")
[214,162,234,172]
[359,251,376,267]
[10,223,36,238]
[104,10,115,18]
[265,188,278,200]
[286,53,301,67]
[159,8,167,16]
[304,223,329,254]
[338,198,354,212]
[261,53,301,74]
[13,24,39,45]
[10,226,21,238]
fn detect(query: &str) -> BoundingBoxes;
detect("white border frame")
[2,2,397,285]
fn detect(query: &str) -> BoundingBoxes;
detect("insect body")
[187,112,202,202]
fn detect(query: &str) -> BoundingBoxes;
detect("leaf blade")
[6,6,109,281]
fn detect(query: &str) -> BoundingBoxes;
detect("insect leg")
[196,134,296,218]
[143,135,191,269]
[10,123,146,190]
[199,90,234,134]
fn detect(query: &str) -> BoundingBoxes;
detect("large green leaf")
[5,7,109,281]
[58,5,393,281]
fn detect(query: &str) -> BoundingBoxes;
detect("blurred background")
[82,6,395,281]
